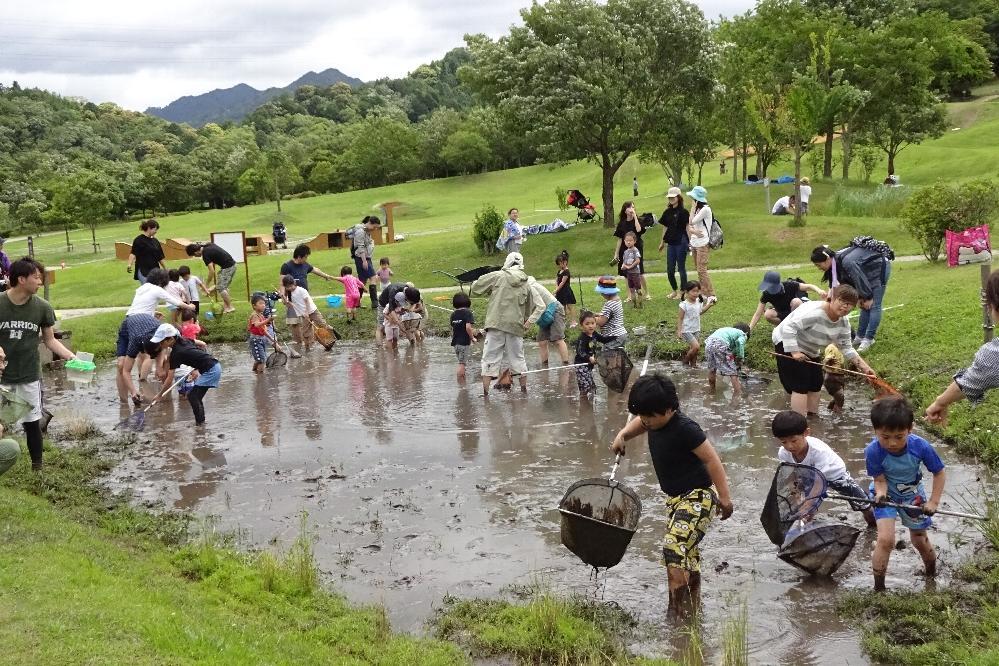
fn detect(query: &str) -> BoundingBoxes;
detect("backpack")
[536,301,559,328]
[850,235,894,261]
[707,216,724,250]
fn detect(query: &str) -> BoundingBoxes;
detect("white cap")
[149,324,180,343]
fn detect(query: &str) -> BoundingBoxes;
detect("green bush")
[554,186,568,211]
[855,145,880,183]
[472,204,504,255]
[283,191,319,200]
[827,186,910,218]
[901,178,999,261]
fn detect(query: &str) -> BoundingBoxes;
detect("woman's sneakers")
[857,338,875,352]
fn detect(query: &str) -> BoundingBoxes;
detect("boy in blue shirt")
[865,396,946,591]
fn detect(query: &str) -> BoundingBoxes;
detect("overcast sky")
[0,0,755,112]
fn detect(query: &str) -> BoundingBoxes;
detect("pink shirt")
[180,322,201,340]
[336,275,365,300]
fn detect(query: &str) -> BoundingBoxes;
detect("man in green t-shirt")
[0,258,75,470]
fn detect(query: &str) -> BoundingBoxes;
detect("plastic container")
[65,355,96,383]
[327,295,343,308]
[204,310,215,320]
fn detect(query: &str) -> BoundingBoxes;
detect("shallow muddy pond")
[47,340,993,664]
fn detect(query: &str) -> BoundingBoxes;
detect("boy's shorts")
[249,334,268,363]
[453,344,470,364]
[536,305,566,342]
[828,476,870,512]
[626,272,642,290]
[576,365,596,396]
[705,337,738,376]
[868,482,932,530]
[384,324,399,341]
[681,332,699,345]
[662,487,717,572]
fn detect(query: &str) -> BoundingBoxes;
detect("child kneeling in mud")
[611,375,734,618]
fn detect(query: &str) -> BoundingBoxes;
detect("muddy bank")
[45,340,993,664]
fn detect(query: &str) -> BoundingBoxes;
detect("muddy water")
[46,341,992,664]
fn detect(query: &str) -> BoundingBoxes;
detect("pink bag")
[946,225,992,267]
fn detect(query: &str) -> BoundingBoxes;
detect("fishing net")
[313,324,338,351]
[265,349,288,368]
[0,387,32,424]
[778,520,860,576]
[596,349,634,393]
[760,463,827,546]
[559,478,642,569]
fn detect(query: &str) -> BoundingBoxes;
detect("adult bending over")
[127,219,166,284]
[470,253,534,396]
[749,270,825,329]
[772,284,874,415]
[811,240,893,351]
[0,258,76,470]
[526,276,570,366]
[612,201,650,301]
[686,186,716,300]
[657,187,689,300]
[925,269,999,425]
[186,242,237,313]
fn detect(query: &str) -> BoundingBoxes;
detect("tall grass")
[825,186,911,218]
[720,600,749,666]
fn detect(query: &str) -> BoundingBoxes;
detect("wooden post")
[983,263,994,343]
[378,201,403,244]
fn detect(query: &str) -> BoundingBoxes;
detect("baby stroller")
[566,189,600,224]
[272,221,288,249]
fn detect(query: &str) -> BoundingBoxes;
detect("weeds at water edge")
[719,599,749,666]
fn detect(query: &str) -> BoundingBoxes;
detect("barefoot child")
[450,292,478,380]
[179,265,209,315]
[771,410,875,526]
[148,324,222,426]
[611,375,734,618]
[554,251,577,326]
[333,266,366,323]
[376,258,394,290]
[594,276,627,349]
[866,396,945,591]
[280,275,328,353]
[621,232,643,307]
[574,310,613,399]
[677,281,715,367]
[704,323,750,394]
[382,291,406,350]
[248,294,274,373]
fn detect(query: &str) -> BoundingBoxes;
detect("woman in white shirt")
[686,186,716,300]
[798,177,812,214]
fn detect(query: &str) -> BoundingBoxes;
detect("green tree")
[236,167,270,205]
[464,0,715,225]
[46,169,123,252]
[901,179,999,260]
[335,116,421,188]
[307,160,338,193]
[441,129,490,174]
[262,150,303,212]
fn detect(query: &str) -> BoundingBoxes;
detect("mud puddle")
[45,340,993,664]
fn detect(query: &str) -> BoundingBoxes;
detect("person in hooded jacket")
[470,253,535,396]
[811,243,892,351]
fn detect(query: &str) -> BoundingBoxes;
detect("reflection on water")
[45,340,992,665]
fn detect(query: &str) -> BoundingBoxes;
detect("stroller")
[272,221,288,249]
[566,189,600,224]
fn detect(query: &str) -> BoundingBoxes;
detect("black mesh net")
[558,478,642,570]
[596,349,634,393]
[778,520,861,576]
[760,463,828,546]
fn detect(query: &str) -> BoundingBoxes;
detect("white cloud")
[0,0,754,111]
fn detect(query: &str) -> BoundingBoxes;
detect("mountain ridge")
[145,68,363,126]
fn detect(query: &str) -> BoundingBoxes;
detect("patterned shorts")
[662,487,717,572]
[576,365,596,396]
[249,334,268,363]
[217,265,237,293]
[705,337,738,376]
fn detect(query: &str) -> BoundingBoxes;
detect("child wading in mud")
[611,374,734,618]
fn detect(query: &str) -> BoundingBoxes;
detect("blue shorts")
[117,314,161,358]
[355,257,375,282]
[194,362,222,388]
[868,482,931,530]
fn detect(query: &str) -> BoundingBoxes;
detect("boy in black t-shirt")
[449,293,478,381]
[611,374,734,619]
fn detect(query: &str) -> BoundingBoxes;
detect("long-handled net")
[596,348,634,393]
[114,370,193,432]
[778,520,861,576]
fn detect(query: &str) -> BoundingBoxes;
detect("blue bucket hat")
[686,185,708,203]
[595,275,620,295]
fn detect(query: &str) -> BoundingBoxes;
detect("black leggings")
[23,419,43,465]
[187,386,211,425]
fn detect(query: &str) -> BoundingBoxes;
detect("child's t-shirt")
[706,327,747,360]
[180,322,201,341]
[450,307,474,346]
[182,276,204,302]
[286,287,317,317]
[165,282,188,305]
[600,299,627,338]
[679,299,703,334]
[376,268,393,287]
[622,247,641,274]
[337,275,365,300]
[778,436,850,484]
[865,434,945,503]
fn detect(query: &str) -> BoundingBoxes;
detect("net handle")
[607,342,654,481]
[826,493,986,521]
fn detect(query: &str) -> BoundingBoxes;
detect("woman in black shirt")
[657,188,690,299]
[127,219,165,284]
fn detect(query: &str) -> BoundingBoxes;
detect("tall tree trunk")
[601,157,616,228]
[741,139,748,180]
[887,150,896,177]
[792,145,804,227]
[755,152,762,178]
[731,142,739,183]
[275,180,282,212]
[697,163,704,186]
[91,226,98,253]
[823,126,835,178]
[841,128,853,181]
[65,225,72,252]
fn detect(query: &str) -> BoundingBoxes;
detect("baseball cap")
[667,187,682,198]
[149,324,180,343]
[758,270,782,295]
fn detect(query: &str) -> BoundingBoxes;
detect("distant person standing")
[686,186,716,300]
[500,208,525,255]
[798,177,812,214]
[633,177,639,197]
[127,219,166,285]
[0,258,76,470]
[349,215,382,309]
[185,242,237,313]
[612,201,651,302]
[657,187,689,300]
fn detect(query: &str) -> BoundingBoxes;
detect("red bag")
[946,225,992,267]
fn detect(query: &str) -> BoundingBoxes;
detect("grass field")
[10,87,998,311]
